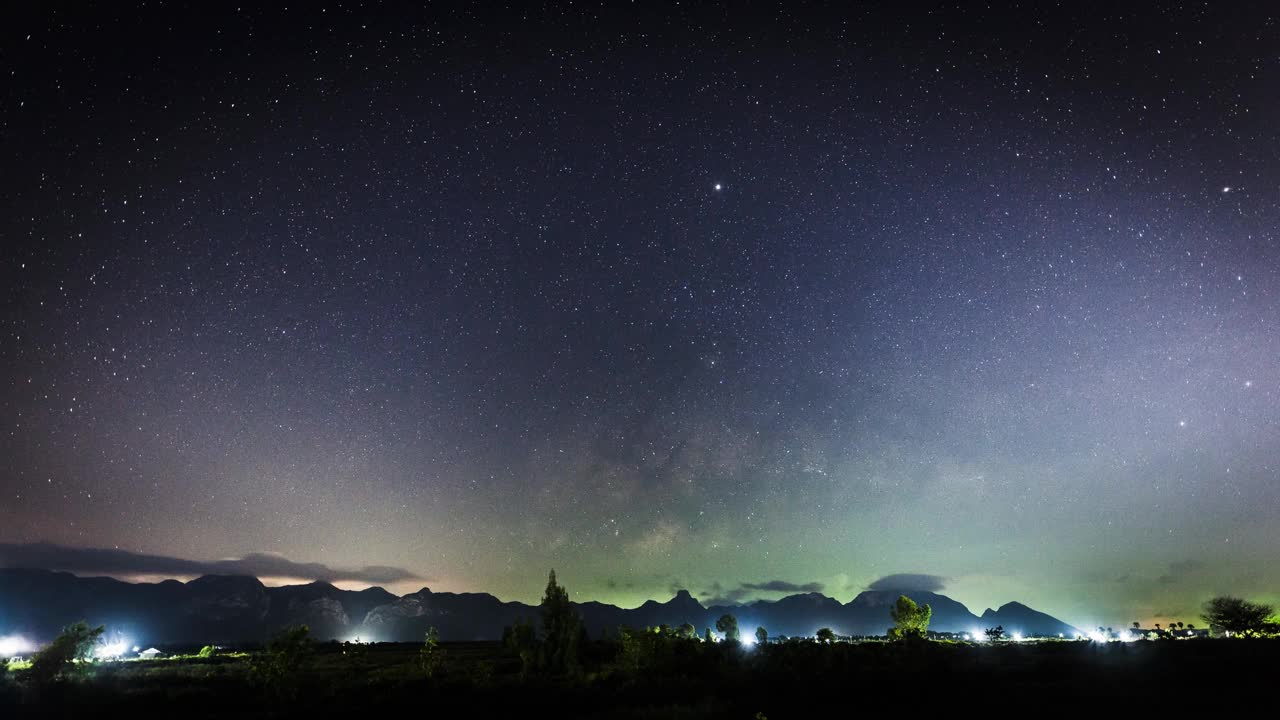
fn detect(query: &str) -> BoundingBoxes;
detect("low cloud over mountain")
[699,579,826,605]
[0,542,419,585]
[743,580,825,593]
[867,573,947,593]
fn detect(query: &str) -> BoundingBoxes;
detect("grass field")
[3,638,1274,716]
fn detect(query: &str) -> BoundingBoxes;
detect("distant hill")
[0,568,1078,645]
[980,601,1079,638]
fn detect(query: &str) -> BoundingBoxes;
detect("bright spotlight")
[0,635,35,658]
[1088,631,1107,643]
[1012,632,1024,642]
[94,640,129,660]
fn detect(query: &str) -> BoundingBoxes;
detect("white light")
[1222,186,1231,193]
[741,633,756,647]
[0,635,35,657]
[713,183,722,191]
[1088,631,1107,643]
[1119,631,1136,642]
[1012,632,1024,642]
[963,634,971,641]
[94,640,129,660]
[970,629,985,642]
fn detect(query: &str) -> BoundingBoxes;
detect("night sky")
[3,3,1278,629]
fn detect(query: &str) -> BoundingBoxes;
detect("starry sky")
[2,3,1278,630]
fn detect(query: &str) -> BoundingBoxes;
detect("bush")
[419,626,444,678]
[249,625,312,700]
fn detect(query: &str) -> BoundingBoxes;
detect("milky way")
[2,3,1278,628]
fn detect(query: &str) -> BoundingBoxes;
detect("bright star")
[713,183,722,191]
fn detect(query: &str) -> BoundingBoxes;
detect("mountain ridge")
[0,568,1079,644]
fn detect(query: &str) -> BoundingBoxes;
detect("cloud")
[698,581,747,605]
[1156,560,1206,586]
[0,542,419,585]
[742,580,825,593]
[867,573,947,592]
[699,579,826,605]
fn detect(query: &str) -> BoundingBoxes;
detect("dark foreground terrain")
[3,638,1272,717]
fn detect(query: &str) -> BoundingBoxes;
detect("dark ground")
[2,639,1271,717]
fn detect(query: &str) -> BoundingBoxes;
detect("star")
[713,183,722,191]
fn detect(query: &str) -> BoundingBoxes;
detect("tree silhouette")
[888,595,932,640]
[539,569,583,673]
[984,626,1004,642]
[755,626,768,645]
[815,627,836,644]
[502,618,538,678]
[1201,596,1275,637]
[29,621,104,687]
[715,614,740,642]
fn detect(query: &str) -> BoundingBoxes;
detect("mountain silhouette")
[980,601,1079,638]
[0,568,1078,645]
